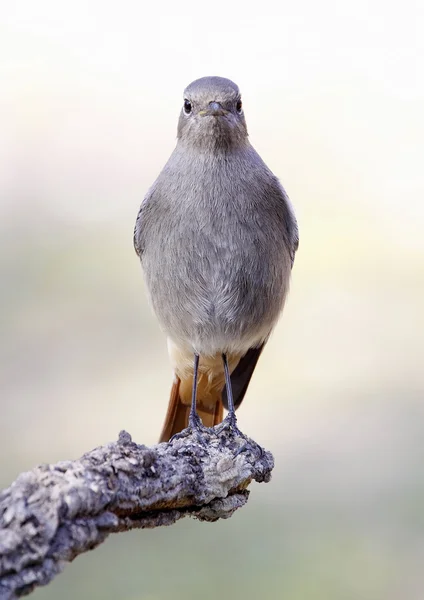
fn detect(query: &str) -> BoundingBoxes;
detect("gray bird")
[134,76,298,442]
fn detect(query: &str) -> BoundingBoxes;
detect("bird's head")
[177,76,248,150]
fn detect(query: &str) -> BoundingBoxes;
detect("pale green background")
[1,1,423,598]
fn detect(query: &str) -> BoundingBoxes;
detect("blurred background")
[1,1,423,598]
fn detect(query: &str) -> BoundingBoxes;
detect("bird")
[134,76,298,443]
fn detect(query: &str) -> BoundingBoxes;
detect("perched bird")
[134,76,298,442]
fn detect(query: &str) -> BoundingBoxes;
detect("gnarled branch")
[0,427,274,599]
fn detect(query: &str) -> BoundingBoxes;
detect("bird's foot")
[170,413,209,448]
[216,412,247,440]
[216,413,262,457]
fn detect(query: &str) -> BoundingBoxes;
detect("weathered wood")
[0,427,273,599]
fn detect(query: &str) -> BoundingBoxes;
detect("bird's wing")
[280,184,299,269]
[290,217,299,269]
[133,188,155,258]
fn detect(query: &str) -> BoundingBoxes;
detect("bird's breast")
[141,153,293,353]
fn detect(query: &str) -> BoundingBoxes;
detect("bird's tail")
[159,375,224,443]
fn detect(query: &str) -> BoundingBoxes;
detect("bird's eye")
[236,99,242,114]
[183,99,192,115]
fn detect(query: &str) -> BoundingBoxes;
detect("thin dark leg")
[171,352,206,444]
[188,353,201,428]
[222,353,236,419]
[218,353,252,452]
[218,352,241,433]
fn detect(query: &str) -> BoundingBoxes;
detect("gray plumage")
[134,76,298,358]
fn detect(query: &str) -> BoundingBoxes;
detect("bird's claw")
[170,413,209,448]
[216,413,246,439]
[216,413,263,457]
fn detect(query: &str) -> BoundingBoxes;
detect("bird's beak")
[199,102,228,117]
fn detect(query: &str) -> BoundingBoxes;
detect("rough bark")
[0,427,274,599]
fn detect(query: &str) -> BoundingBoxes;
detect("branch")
[0,427,274,599]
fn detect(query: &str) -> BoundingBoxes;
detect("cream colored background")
[1,1,423,598]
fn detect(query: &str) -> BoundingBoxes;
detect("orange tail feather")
[159,376,224,443]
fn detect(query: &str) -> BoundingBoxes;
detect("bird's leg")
[216,354,259,456]
[216,353,245,438]
[188,353,204,430]
[171,353,208,446]
[223,353,237,427]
